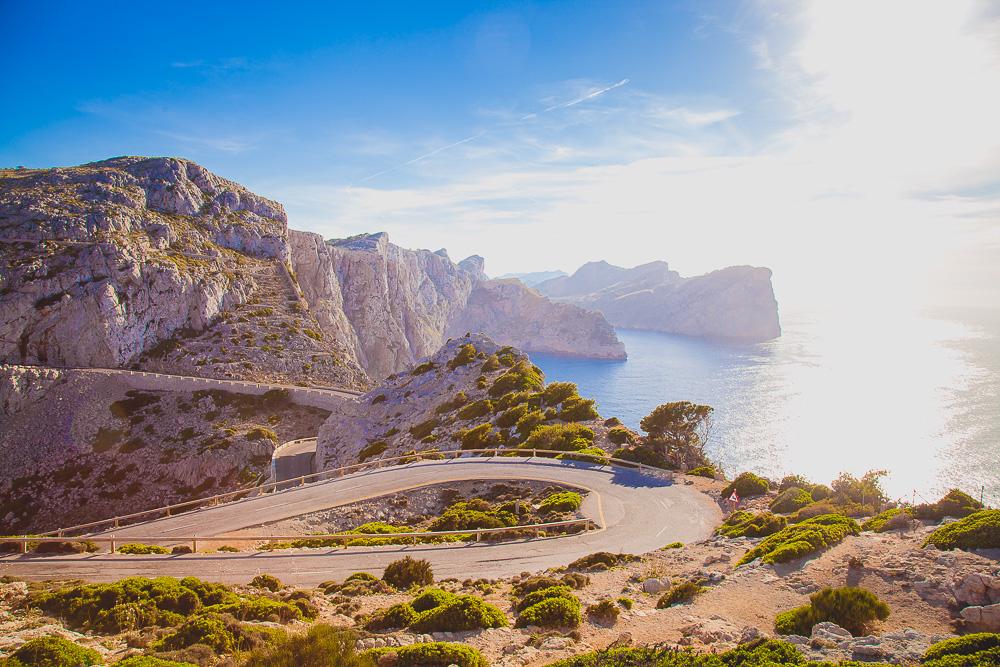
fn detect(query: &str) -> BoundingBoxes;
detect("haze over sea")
[530,306,1000,504]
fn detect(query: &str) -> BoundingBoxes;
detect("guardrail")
[5,518,597,554]
[37,448,674,538]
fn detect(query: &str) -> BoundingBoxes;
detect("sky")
[3,0,999,312]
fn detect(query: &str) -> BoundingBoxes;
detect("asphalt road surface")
[0,457,720,585]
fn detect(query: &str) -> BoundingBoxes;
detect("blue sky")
[3,1,999,309]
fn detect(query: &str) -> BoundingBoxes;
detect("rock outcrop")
[0,157,369,389]
[536,260,781,342]
[290,231,625,380]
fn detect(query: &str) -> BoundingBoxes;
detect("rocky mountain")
[0,157,369,390]
[2,157,625,388]
[536,260,781,342]
[290,231,625,380]
[495,269,567,286]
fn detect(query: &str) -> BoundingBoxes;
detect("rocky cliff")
[0,157,369,389]
[536,260,781,342]
[290,231,625,380]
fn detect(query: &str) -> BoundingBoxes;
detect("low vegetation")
[3,636,101,666]
[567,551,637,571]
[721,472,770,499]
[769,487,814,514]
[775,587,890,636]
[242,624,370,667]
[716,510,786,538]
[365,590,507,634]
[922,632,1000,667]
[923,509,1000,550]
[656,580,705,608]
[364,641,488,667]
[737,514,860,566]
[913,488,984,520]
[117,543,169,554]
[382,556,434,590]
[862,507,914,533]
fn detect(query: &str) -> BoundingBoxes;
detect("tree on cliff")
[640,401,714,470]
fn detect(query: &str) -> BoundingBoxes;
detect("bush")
[515,586,576,612]
[249,574,282,592]
[862,508,913,532]
[205,596,305,622]
[538,491,582,514]
[661,542,684,550]
[656,580,704,608]
[923,509,1000,550]
[8,636,101,666]
[33,540,99,554]
[606,426,633,445]
[686,465,718,479]
[561,572,591,589]
[481,354,501,373]
[154,614,235,653]
[364,642,487,667]
[447,344,478,370]
[514,409,546,439]
[721,472,769,499]
[118,543,169,555]
[495,403,529,429]
[612,444,669,469]
[409,595,508,632]
[242,624,368,667]
[923,633,1000,663]
[810,484,832,501]
[346,572,377,582]
[770,487,814,514]
[586,600,620,624]
[457,399,493,420]
[774,587,890,636]
[737,514,860,566]
[489,361,544,397]
[364,602,420,631]
[556,447,610,465]
[435,391,468,414]
[115,657,196,666]
[459,423,499,450]
[357,441,387,462]
[171,545,193,555]
[516,596,581,628]
[383,557,433,590]
[914,489,984,520]
[717,511,786,538]
[789,499,868,523]
[514,576,565,597]
[411,361,437,376]
[559,396,599,422]
[409,418,438,440]
[617,597,634,609]
[522,423,595,452]
[568,552,636,571]
[410,588,456,613]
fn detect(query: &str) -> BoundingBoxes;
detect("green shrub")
[516,596,581,628]
[661,542,684,550]
[371,394,387,405]
[409,418,438,440]
[435,391,468,414]
[481,354,501,372]
[459,423,499,450]
[364,642,486,667]
[457,399,493,420]
[770,487,814,514]
[242,625,370,667]
[357,441,387,462]
[559,396,599,422]
[522,423,594,452]
[686,465,718,479]
[429,505,509,531]
[540,382,578,406]
[514,409,546,439]
[33,540,99,554]
[489,361,544,397]
[923,633,1000,664]
[447,344,478,370]
[154,614,235,653]
[721,472,769,499]
[556,447,610,465]
[514,576,565,597]
[538,491,582,514]
[383,557,433,590]
[617,597,634,609]
[923,509,1000,550]
[8,636,101,666]
[409,595,508,632]
[914,489,984,520]
[249,574,282,592]
[568,551,636,571]
[515,586,576,612]
[656,580,704,608]
[717,511,787,538]
[346,572,377,583]
[611,444,670,469]
[204,596,305,622]
[495,403,529,429]
[115,657,196,666]
[411,361,437,376]
[810,484,832,501]
[606,426,633,445]
[410,588,457,613]
[774,587,890,636]
[560,572,591,589]
[586,600,620,624]
[118,543,169,555]
[737,514,860,566]
[789,499,868,523]
[862,507,913,532]
[364,602,420,631]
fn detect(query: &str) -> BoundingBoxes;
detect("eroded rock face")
[0,157,287,368]
[535,260,781,342]
[291,231,625,380]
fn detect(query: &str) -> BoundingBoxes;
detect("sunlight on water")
[530,307,1000,502]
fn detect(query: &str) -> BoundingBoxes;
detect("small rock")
[642,578,670,594]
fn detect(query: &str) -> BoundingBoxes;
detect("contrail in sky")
[355,78,630,184]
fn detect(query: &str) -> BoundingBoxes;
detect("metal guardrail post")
[192,537,197,552]
[20,538,27,554]
[110,535,116,553]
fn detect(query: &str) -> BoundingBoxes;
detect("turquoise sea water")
[529,307,1000,503]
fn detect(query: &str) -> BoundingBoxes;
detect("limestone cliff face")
[290,231,626,379]
[536,261,781,342]
[0,157,369,389]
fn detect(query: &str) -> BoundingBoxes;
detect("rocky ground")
[0,366,330,534]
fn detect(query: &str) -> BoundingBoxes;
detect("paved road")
[0,458,720,585]
[272,439,317,483]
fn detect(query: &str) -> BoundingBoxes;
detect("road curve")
[0,458,721,585]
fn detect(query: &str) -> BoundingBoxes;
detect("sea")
[529,306,1000,503]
